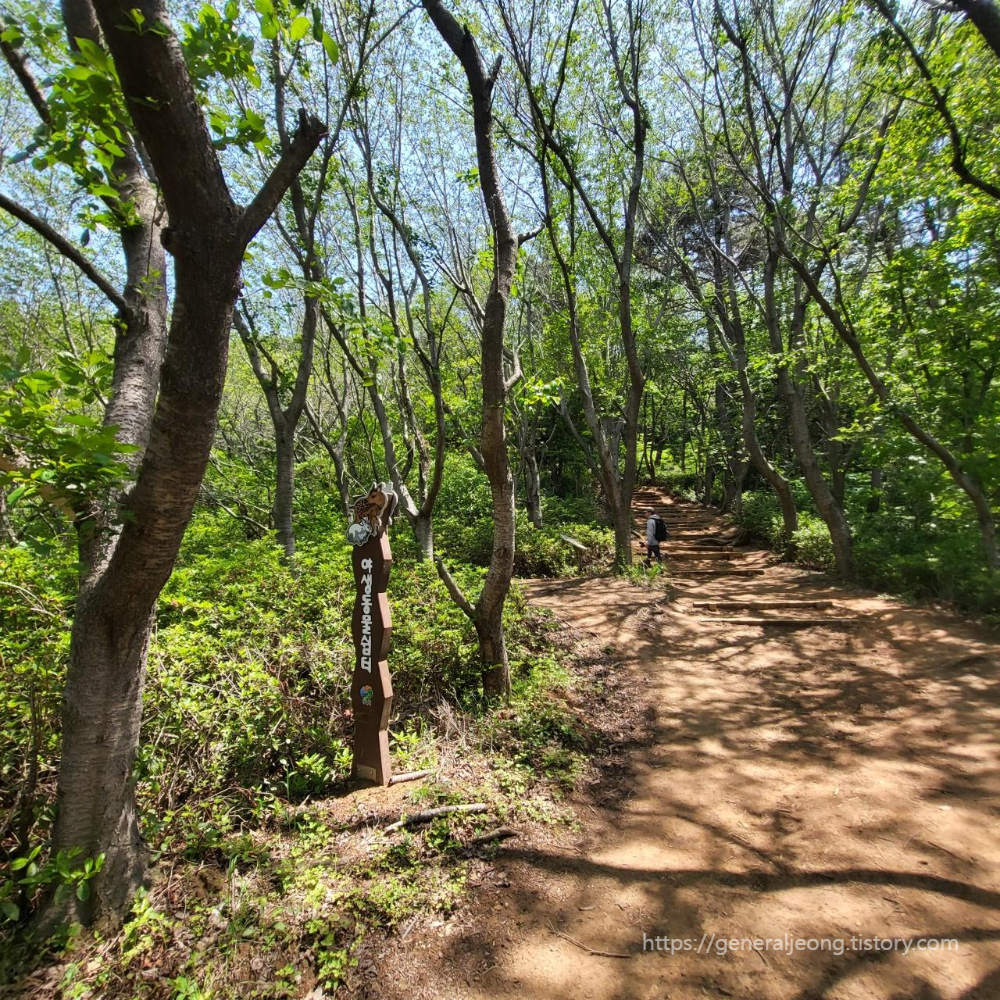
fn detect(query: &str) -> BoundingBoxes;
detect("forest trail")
[378,490,1000,1000]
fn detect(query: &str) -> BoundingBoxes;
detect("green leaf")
[76,881,91,901]
[88,183,120,200]
[0,901,18,922]
[74,36,109,70]
[290,15,310,41]
[321,31,338,63]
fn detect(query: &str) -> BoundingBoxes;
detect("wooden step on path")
[668,543,731,549]
[699,616,860,627]
[669,531,730,538]
[667,550,740,559]
[672,568,765,577]
[637,542,737,556]
[692,599,836,610]
[665,528,715,534]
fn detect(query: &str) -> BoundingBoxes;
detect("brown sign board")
[347,482,398,785]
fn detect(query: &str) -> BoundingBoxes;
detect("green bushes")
[790,517,837,572]
[732,486,1000,611]
[435,508,614,577]
[0,507,533,893]
[737,491,787,550]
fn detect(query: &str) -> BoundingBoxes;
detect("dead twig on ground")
[385,803,487,833]
[468,826,519,846]
[547,923,632,959]
[389,769,433,785]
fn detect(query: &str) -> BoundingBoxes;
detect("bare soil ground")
[363,490,1000,1000]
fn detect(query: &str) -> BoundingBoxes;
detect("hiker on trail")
[645,510,668,566]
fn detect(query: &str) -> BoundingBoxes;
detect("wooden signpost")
[346,482,398,785]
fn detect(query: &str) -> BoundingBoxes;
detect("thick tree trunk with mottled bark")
[43,0,324,927]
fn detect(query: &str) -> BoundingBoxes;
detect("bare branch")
[0,20,51,123]
[240,108,328,243]
[0,193,129,314]
[433,556,476,619]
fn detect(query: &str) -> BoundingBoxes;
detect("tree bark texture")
[47,0,325,926]
[423,0,518,697]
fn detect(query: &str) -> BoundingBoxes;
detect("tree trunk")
[737,368,798,546]
[525,450,543,529]
[728,459,749,516]
[867,468,882,514]
[476,479,514,698]
[784,228,1000,573]
[424,0,519,698]
[764,252,852,576]
[954,0,1000,62]
[332,451,350,519]
[413,511,434,562]
[53,596,152,924]
[46,0,325,927]
[782,370,853,577]
[475,608,509,700]
[703,461,715,507]
[52,242,247,926]
[0,491,17,545]
[831,469,846,510]
[611,499,633,569]
[273,422,296,561]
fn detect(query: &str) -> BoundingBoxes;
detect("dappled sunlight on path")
[375,493,1000,1000]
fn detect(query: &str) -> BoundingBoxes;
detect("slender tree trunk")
[729,459,749,516]
[867,468,883,514]
[765,253,852,577]
[831,465,847,511]
[305,403,350,518]
[525,449,543,528]
[781,370,853,576]
[703,461,715,507]
[413,512,434,561]
[785,232,1000,572]
[424,0,519,698]
[273,422,296,560]
[737,368,798,546]
[0,491,17,545]
[477,470,515,698]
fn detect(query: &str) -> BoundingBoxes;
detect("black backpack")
[653,517,668,542]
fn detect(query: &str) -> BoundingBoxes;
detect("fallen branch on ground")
[547,923,632,959]
[389,769,434,785]
[468,826,519,846]
[385,803,487,833]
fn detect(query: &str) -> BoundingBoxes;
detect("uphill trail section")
[370,489,1000,1000]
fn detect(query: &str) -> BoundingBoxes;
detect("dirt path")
[377,492,1000,999]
